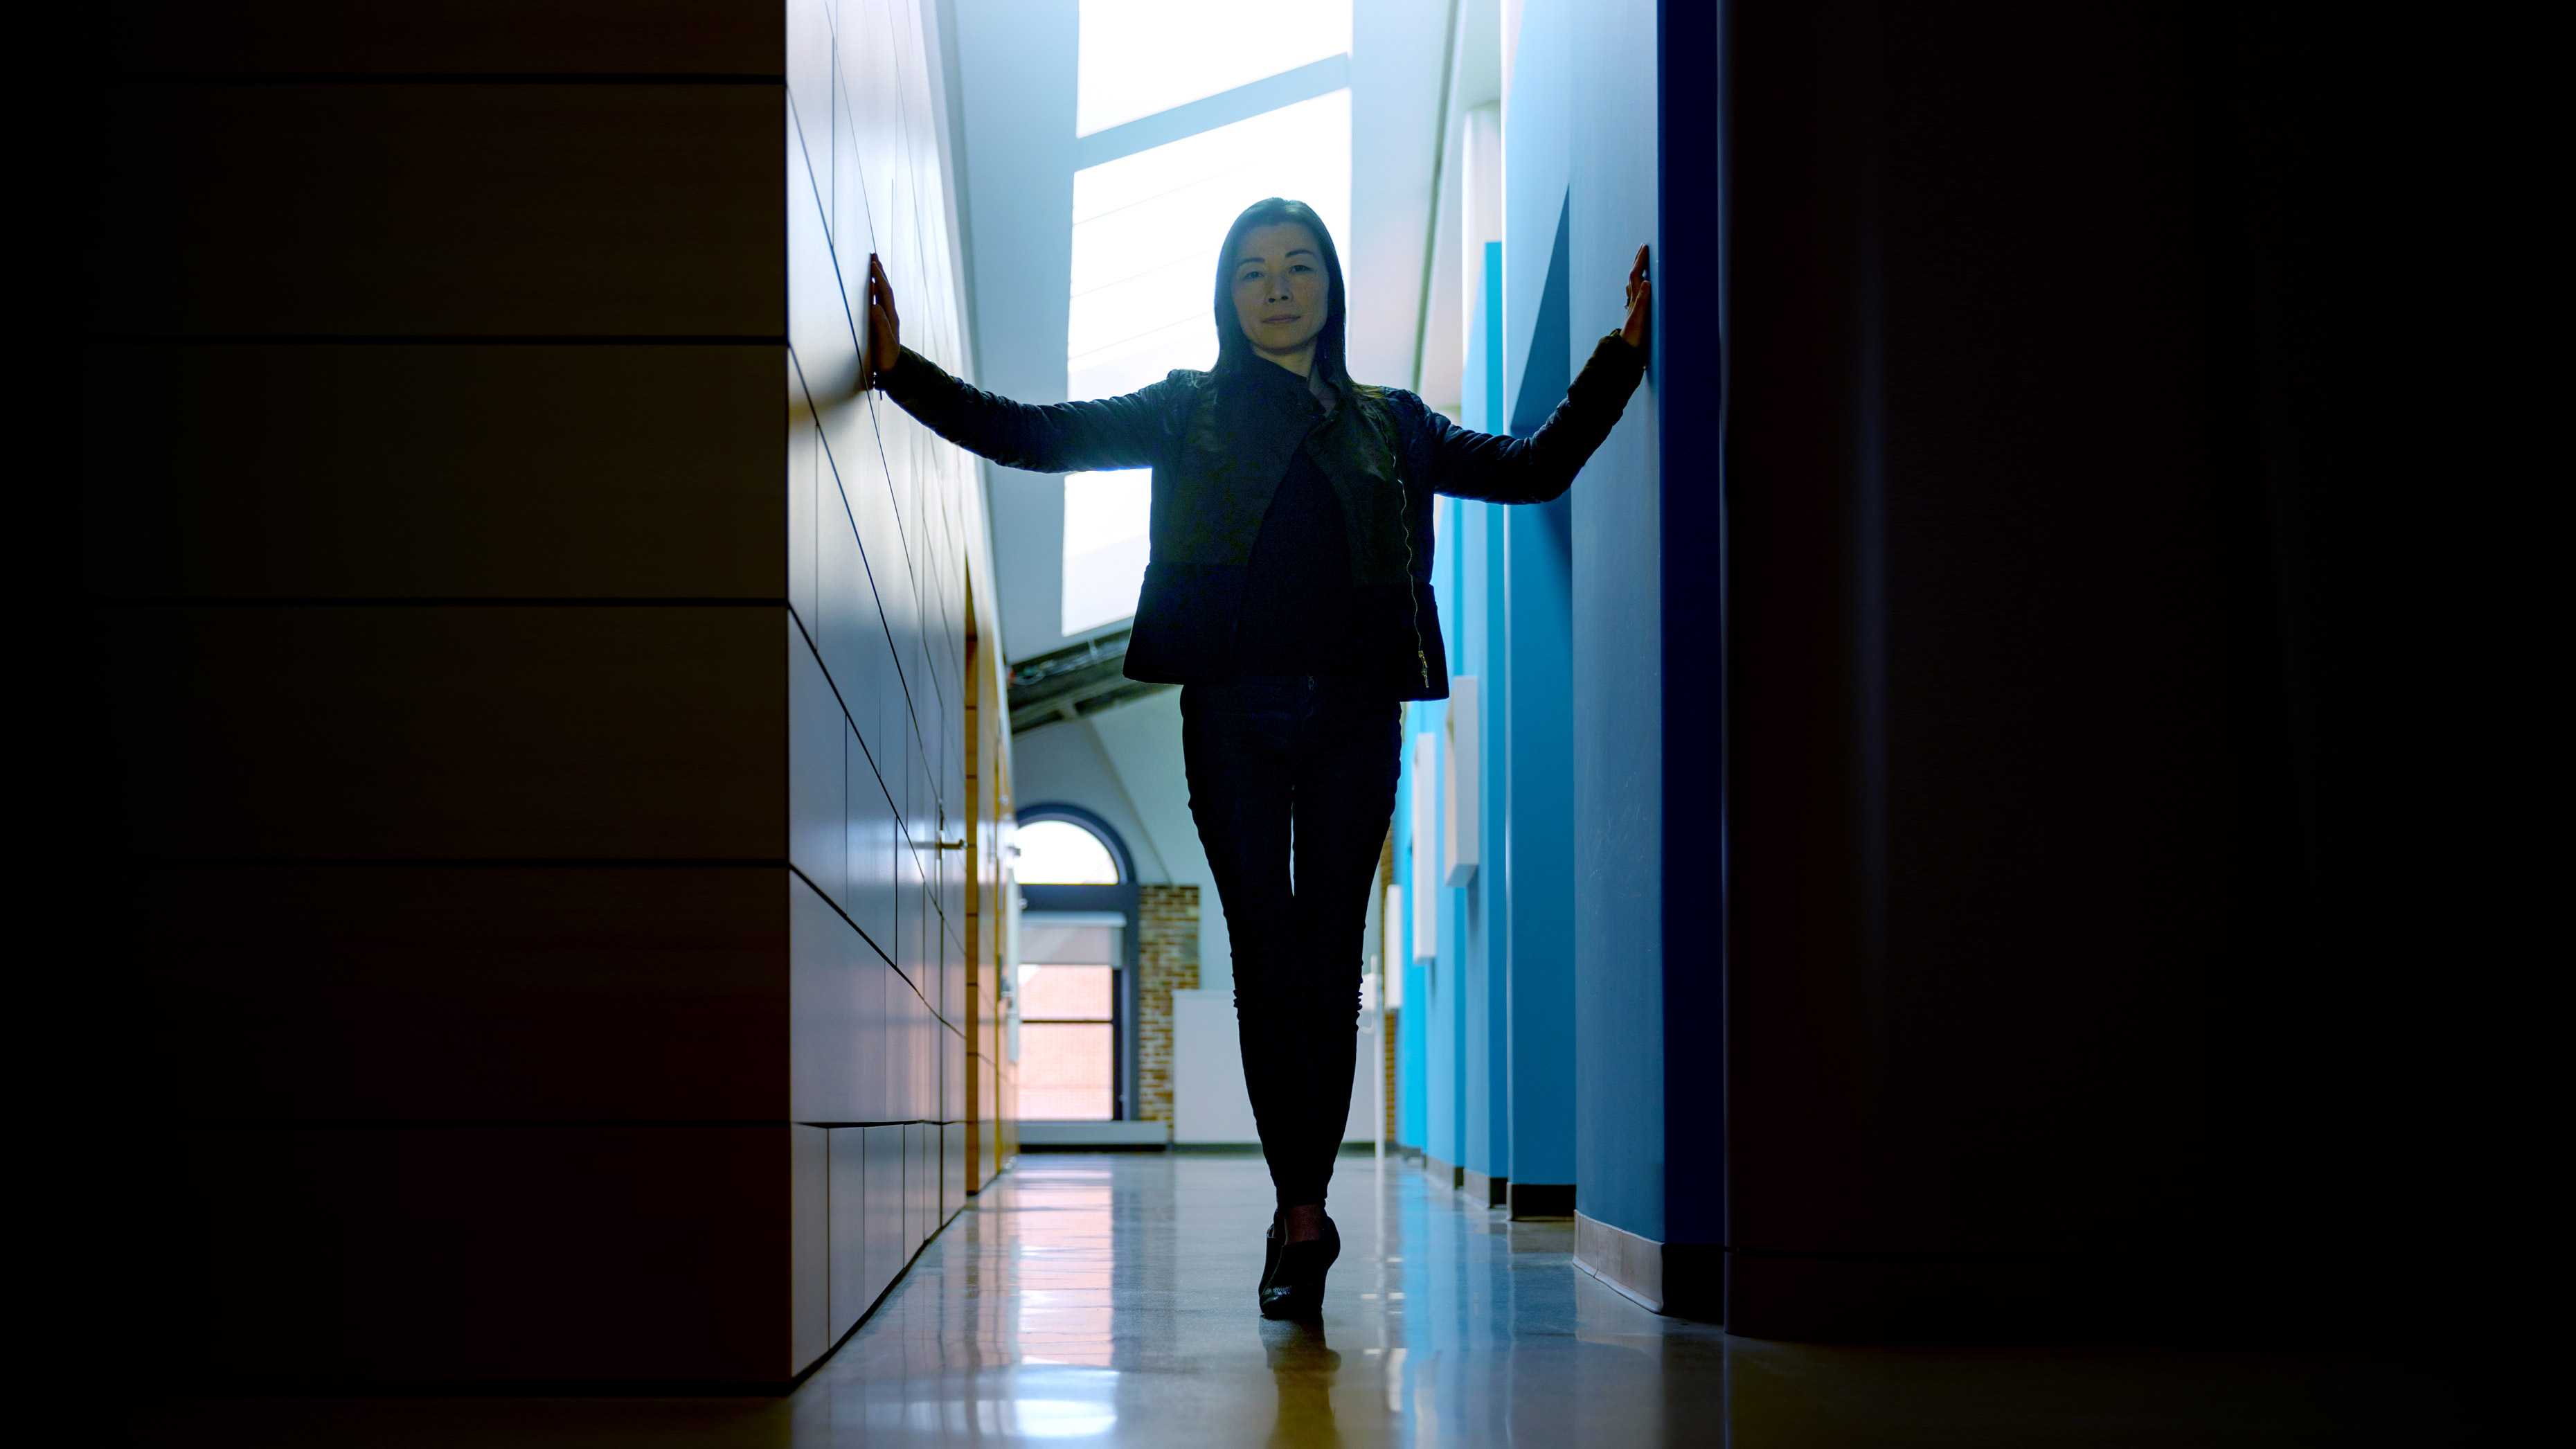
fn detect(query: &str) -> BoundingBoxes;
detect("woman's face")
[1229,222,1329,358]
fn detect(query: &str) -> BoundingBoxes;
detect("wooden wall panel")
[22,0,1010,1385]
[791,632,851,892]
[863,1122,906,1304]
[40,1123,799,1383]
[16,605,787,862]
[790,1123,831,1374]
[791,874,866,1123]
[916,1119,933,1247]
[789,371,825,628]
[17,2,787,76]
[848,727,908,972]
[827,1128,869,1340]
[21,85,782,339]
[27,866,791,1122]
[10,344,783,601]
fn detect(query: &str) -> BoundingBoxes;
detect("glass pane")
[1020,1022,1116,1121]
[1016,819,1121,883]
[1075,0,1350,138]
[1062,469,1151,634]
[1023,964,1115,1020]
[1021,921,1121,966]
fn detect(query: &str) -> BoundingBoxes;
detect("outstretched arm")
[1426,245,1652,504]
[864,254,1173,474]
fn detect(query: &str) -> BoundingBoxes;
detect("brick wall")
[1135,884,1199,1123]
[1384,1006,1399,1144]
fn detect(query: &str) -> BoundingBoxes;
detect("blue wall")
[1391,86,1585,1203]
[1387,0,1688,1239]
[1557,0,1687,1250]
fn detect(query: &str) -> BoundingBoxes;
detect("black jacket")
[883,335,1646,700]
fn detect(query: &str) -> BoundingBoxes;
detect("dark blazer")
[882,335,1646,699]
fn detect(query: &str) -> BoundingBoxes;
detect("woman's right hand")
[866,254,902,388]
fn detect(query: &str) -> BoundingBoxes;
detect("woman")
[868,198,1649,1319]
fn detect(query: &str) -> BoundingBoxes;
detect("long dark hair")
[1210,197,1355,398]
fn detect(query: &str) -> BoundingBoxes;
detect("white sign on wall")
[1444,676,1480,886]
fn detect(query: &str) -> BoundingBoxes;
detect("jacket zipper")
[1397,470,1432,692]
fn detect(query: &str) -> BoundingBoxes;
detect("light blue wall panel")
[1563,0,1672,1245]
[1503,0,1574,415]
[1460,500,1503,1184]
[1503,499,1578,1193]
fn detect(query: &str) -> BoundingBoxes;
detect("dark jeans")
[1181,676,1402,1211]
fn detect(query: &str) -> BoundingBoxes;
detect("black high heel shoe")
[1258,1213,1340,1320]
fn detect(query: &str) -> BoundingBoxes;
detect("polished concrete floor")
[54,1152,2552,1446]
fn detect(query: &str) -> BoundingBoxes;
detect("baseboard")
[1461,1168,1509,1208]
[1508,1182,1574,1218]
[1575,1211,1665,1312]
[1422,1153,1464,1190]
[1015,1121,1171,1148]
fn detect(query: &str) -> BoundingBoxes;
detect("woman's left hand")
[1620,245,1652,351]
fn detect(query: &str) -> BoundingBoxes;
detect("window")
[1073,0,1349,139]
[1015,819,1123,885]
[1059,0,1355,637]
[1012,811,1132,1121]
[1017,915,1122,1121]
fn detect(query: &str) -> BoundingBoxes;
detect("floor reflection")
[51,1150,2549,1446]
[1262,1322,1343,1448]
[791,1151,2541,1448]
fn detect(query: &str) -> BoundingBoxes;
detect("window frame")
[1014,803,1143,1121]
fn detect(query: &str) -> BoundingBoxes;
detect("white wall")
[1174,991,1384,1146]
[1008,715,1170,882]
[1084,691,1231,992]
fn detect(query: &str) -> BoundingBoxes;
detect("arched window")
[1012,808,1136,1123]
[1014,819,1123,884]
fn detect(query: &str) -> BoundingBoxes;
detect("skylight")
[1059,3,1352,637]
[1075,0,1351,137]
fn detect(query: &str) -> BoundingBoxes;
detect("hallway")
[55,1155,2547,1447]
[744,1156,2548,1446]
[802,1153,1722,1445]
